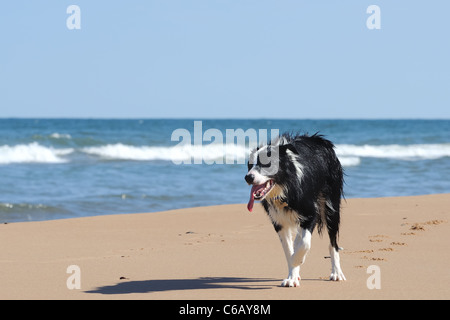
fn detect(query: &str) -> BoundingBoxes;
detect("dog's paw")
[329,269,346,281]
[281,276,301,287]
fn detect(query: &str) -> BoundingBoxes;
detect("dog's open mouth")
[247,180,274,212]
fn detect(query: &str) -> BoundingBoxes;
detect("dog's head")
[245,136,299,212]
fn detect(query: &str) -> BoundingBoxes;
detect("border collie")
[245,132,346,287]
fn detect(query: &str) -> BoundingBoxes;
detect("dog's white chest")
[267,203,299,228]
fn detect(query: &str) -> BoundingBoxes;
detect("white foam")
[0,143,72,164]
[338,157,361,167]
[50,133,72,139]
[82,144,177,161]
[81,143,248,164]
[3,142,446,166]
[336,143,450,160]
[80,143,366,167]
[82,142,450,166]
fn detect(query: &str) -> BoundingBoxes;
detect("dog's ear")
[279,143,298,155]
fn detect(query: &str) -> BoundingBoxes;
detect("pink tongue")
[247,185,262,212]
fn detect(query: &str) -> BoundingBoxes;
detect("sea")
[0,119,448,223]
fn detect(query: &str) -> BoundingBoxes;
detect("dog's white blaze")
[248,146,272,185]
[248,167,270,185]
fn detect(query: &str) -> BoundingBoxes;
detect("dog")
[245,132,346,287]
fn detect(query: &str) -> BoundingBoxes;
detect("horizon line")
[1,117,449,121]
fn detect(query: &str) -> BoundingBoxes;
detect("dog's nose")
[245,173,255,184]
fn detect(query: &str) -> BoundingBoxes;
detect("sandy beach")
[0,194,448,300]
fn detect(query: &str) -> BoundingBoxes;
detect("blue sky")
[1,1,449,119]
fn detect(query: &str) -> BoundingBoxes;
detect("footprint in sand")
[360,235,394,263]
[368,235,389,243]
[402,220,446,233]
[353,221,447,268]
[362,256,387,262]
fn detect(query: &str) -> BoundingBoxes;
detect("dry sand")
[0,194,449,300]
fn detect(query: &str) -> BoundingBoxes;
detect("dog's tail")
[317,196,340,251]
[318,169,344,252]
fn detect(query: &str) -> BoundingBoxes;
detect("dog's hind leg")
[329,245,346,281]
[326,199,346,281]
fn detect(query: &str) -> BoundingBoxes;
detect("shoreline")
[3,192,447,225]
[0,194,449,299]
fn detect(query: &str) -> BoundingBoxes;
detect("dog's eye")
[260,161,272,168]
[257,156,272,168]
[257,148,273,168]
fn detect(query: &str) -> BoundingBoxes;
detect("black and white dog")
[245,132,346,287]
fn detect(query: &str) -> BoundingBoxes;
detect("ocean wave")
[335,143,450,160]
[81,143,450,165]
[81,143,363,167]
[81,143,248,163]
[0,142,73,164]
[1,142,448,166]
[0,202,71,222]
[49,133,72,139]
[0,202,65,214]
[32,133,72,140]
[338,157,361,167]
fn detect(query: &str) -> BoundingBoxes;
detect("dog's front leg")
[292,228,312,267]
[277,227,301,287]
[278,227,312,287]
